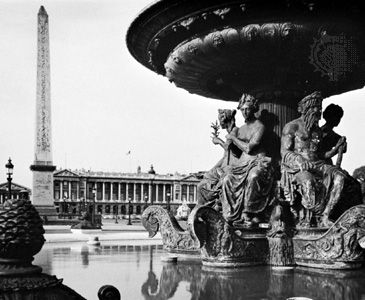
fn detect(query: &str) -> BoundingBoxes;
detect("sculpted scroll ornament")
[293,205,365,268]
[142,206,199,253]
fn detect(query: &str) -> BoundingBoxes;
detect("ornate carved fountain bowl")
[0,199,45,274]
[127,0,365,102]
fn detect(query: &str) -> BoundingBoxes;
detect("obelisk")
[30,6,57,219]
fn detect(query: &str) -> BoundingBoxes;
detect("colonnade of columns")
[0,192,26,202]
[55,180,198,203]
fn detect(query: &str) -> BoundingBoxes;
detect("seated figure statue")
[281,91,362,227]
[197,108,241,208]
[220,94,274,227]
[319,103,347,166]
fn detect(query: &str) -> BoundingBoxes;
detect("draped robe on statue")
[221,155,273,224]
[281,151,362,221]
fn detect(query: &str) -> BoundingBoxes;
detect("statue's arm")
[212,137,226,149]
[323,136,347,158]
[229,125,264,154]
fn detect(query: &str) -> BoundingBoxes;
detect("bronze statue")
[281,91,362,227]
[353,166,365,202]
[219,94,274,227]
[197,109,240,207]
[320,103,347,166]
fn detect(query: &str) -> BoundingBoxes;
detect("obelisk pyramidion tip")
[38,6,48,15]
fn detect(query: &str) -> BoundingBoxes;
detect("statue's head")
[298,91,323,131]
[323,103,344,127]
[237,93,259,120]
[218,109,236,129]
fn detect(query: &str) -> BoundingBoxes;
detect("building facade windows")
[62,181,69,199]
[120,183,126,200]
[0,182,31,202]
[71,182,77,200]
[54,181,60,200]
[53,169,199,217]
[105,182,111,201]
[174,184,180,200]
[181,185,187,201]
[112,183,118,200]
[189,186,195,202]
[96,183,102,200]
[127,183,133,200]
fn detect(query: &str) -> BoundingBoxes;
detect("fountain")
[127,0,365,269]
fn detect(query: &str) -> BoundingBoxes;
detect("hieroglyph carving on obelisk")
[30,6,57,216]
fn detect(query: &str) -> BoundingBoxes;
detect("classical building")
[53,166,199,217]
[0,182,31,203]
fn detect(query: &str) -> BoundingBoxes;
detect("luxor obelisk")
[30,6,57,219]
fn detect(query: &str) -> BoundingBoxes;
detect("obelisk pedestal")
[30,6,57,220]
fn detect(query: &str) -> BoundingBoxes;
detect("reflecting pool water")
[34,242,365,300]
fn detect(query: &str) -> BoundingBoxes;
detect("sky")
[0,0,364,188]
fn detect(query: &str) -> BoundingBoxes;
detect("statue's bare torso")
[282,118,322,162]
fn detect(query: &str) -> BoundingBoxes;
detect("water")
[34,242,365,300]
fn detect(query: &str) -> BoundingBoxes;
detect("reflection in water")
[141,247,201,300]
[142,250,365,300]
[294,268,365,300]
[81,245,89,267]
[35,243,365,300]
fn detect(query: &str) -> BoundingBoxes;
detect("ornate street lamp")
[5,158,14,202]
[92,186,97,226]
[127,198,132,226]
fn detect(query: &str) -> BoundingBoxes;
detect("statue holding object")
[197,94,274,227]
[280,91,362,228]
[220,94,274,227]
[197,108,240,208]
[141,91,365,269]
[319,103,347,167]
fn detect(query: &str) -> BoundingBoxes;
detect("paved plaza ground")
[44,219,162,243]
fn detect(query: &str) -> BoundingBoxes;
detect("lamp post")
[5,158,14,202]
[127,198,132,225]
[92,186,96,226]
